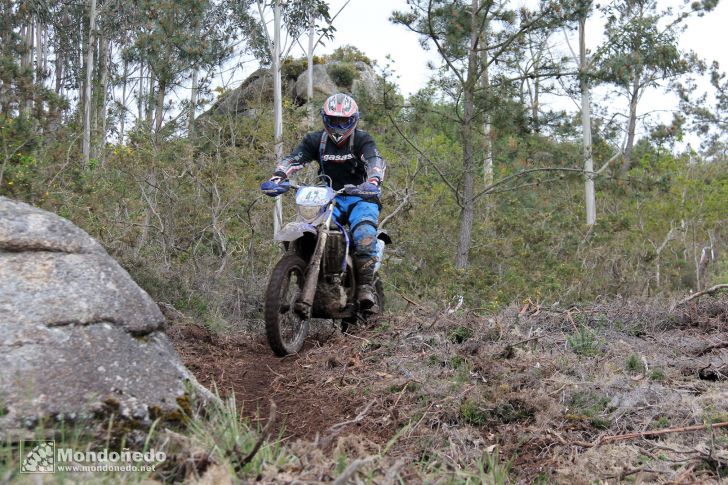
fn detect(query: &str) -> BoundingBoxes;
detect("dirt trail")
[167,298,728,483]
[168,324,389,445]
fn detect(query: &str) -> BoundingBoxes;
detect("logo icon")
[20,441,55,473]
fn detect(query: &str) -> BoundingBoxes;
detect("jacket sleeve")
[274,132,319,178]
[358,132,387,184]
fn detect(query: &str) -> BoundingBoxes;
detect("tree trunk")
[154,79,165,137]
[480,29,493,186]
[307,14,315,126]
[532,73,540,132]
[620,74,640,177]
[189,67,198,135]
[96,37,110,162]
[580,17,596,226]
[120,58,128,142]
[455,0,479,270]
[82,0,96,168]
[137,62,144,125]
[145,72,154,130]
[272,0,284,236]
[24,20,34,113]
[54,46,63,96]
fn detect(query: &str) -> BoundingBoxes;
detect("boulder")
[293,64,339,103]
[211,68,274,117]
[351,61,379,97]
[0,197,213,434]
[204,60,381,119]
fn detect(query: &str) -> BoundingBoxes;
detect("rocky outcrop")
[208,60,380,118]
[293,64,338,103]
[0,197,212,434]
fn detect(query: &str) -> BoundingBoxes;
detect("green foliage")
[327,62,358,89]
[625,354,644,372]
[448,326,473,344]
[186,394,294,476]
[568,390,612,429]
[459,399,488,426]
[567,326,603,357]
[328,45,374,66]
[282,57,309,81]
[649,368,666,381]
[653,416,670,429]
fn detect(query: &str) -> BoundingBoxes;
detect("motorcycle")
[264,180,389,356]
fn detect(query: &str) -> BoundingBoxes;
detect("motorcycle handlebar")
[287,182,347,195]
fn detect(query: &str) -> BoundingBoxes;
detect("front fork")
[294,203,335,319]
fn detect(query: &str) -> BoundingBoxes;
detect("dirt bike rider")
[261,93,386,314]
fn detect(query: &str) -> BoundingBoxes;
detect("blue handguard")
[344,181,380,197]
[261,179,291,197]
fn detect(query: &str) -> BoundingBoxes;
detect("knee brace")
[351,221,378,258]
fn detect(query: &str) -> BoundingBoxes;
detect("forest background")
[1,0,727,329]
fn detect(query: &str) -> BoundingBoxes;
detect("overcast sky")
[216,0,726,147]
[310,0,728,98]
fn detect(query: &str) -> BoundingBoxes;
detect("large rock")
[351,61,379,97]
[0,197,212,434]
[293,64,339,103]
[205,60,381,119]
[211,68,274,117]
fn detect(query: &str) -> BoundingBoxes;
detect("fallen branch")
[327,400,375,433]
[671,284,728,311]
[600,422,728,446]
[695,341,728,357]
[549,422,728,449]
[333,456,378,485]
[233,400,277,471]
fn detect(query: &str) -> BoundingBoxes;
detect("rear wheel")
[265,255,310,356]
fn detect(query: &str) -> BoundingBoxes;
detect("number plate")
[295,186,334,206]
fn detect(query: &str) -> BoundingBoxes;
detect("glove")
[260,175,291,197]
[345,179,381,197]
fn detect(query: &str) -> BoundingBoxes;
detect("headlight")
[298,205,322,222]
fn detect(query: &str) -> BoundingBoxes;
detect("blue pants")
[332,195,379,259]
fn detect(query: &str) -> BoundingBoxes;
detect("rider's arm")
[273,132,319,179]
[357,132,386,185]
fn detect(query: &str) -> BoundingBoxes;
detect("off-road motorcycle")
[264,181,389,356]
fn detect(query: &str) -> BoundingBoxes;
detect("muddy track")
[168,324,390,446]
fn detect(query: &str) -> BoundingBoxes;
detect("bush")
[328,45,373,66]
[327,63,357,89]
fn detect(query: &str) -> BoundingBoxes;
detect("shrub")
[328,45,373,66]
[328,63,357,89]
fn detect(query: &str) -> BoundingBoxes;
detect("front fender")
[275,222,318,242]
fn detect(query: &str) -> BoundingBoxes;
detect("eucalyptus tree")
[252,0,334,235]
[392,0,572,268]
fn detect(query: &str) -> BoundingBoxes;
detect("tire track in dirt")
[167,324,387,444]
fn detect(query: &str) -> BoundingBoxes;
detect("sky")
[307,0,728,98]
[216,0,726,147]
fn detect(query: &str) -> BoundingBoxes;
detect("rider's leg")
[348,199,381,313]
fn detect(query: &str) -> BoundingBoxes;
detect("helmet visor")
[323,114,357,135]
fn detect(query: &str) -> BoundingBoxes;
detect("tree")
[677,62,728,160]
[82,0,96,168]
[593,0,717,176]
[253,0,334,235]
[392,0,570,268]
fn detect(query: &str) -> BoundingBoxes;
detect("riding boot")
[354,257,379,314]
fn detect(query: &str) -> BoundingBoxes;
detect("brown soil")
[167,296,728,484]
[168,323,392,446]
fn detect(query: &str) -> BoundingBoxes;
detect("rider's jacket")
[275,129,386,190]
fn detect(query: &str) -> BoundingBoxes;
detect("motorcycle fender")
[275,222,318,242]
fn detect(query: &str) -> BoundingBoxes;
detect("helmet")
[321,93,359,146]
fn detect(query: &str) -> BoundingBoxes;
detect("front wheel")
[265,255,310,356]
